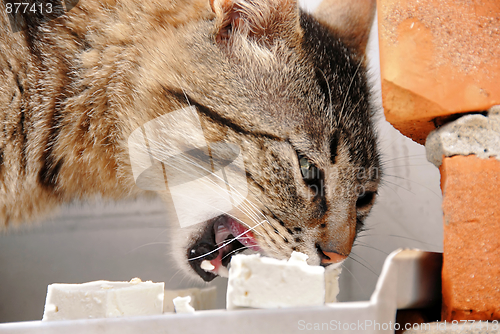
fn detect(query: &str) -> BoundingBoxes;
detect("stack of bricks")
[377,0,500,322]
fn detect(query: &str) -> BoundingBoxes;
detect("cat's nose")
[316,244,348,265]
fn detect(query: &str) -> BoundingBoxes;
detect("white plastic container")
[0,249,442,334]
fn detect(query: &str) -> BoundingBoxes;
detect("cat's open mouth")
[187,215,260,282]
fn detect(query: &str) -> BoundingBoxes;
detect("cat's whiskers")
[339,56,364,120]
[187,220,266,262]
[156,143,267,225]
[340,261,368,294]
[350,96,364,115]
[318,68,333,117]
[146,144,267,236]
[157,162,262,231]
[349,251,377,275]
[153,165,270,259]
[158,151,267,262]
[352,241,388,255]
[382,173,441,198]
[245,194,288,241]
[126,241,170,254]
[174,88,268,222]
[221,245,249,261]
[379,154,427,165]
[155,85,276,243]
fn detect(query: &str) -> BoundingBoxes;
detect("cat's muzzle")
[187,215,259,282]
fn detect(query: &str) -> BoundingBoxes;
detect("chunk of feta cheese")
[42,278,164,321]
[226,252,326,309]
[163,287,217,312]
[173,296,196,313]
[325,266,342,303]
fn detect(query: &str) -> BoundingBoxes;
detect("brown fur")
[1,0,379,280]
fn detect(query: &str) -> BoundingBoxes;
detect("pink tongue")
[207,217,260,276]
[209,252,226,276]
[224,218,260,251]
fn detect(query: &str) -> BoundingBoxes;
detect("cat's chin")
[185,215,261,282]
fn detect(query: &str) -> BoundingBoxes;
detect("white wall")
[0,1,444,322]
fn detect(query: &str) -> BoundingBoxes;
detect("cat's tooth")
[215,223,231,245]
[200,260,215,272]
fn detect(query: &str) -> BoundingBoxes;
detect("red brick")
[378,0,500,144]
[440,155,500,321]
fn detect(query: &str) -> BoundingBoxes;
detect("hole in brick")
[432,111,488,128]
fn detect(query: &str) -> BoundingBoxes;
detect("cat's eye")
[356,191,376,209]
[298,154,320,184]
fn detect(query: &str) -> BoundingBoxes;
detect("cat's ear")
[313,0,376,55]
[210,0,301,47]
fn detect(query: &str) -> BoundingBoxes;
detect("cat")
[0,0,380,282]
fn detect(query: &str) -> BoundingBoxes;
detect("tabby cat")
[0,0,380,281]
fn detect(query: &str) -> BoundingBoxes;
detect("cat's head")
[131,0,379,281]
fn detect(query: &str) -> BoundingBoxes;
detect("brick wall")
[378,0,500,321]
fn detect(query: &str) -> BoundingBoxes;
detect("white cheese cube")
[173,296,195,313]
[163,287,217,312]
[325,266,342,303]
[227,252,325,309]
[42,278,164,321]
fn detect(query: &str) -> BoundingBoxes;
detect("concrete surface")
[426,107,500,167]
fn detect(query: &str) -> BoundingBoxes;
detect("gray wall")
[0,2,443,323]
